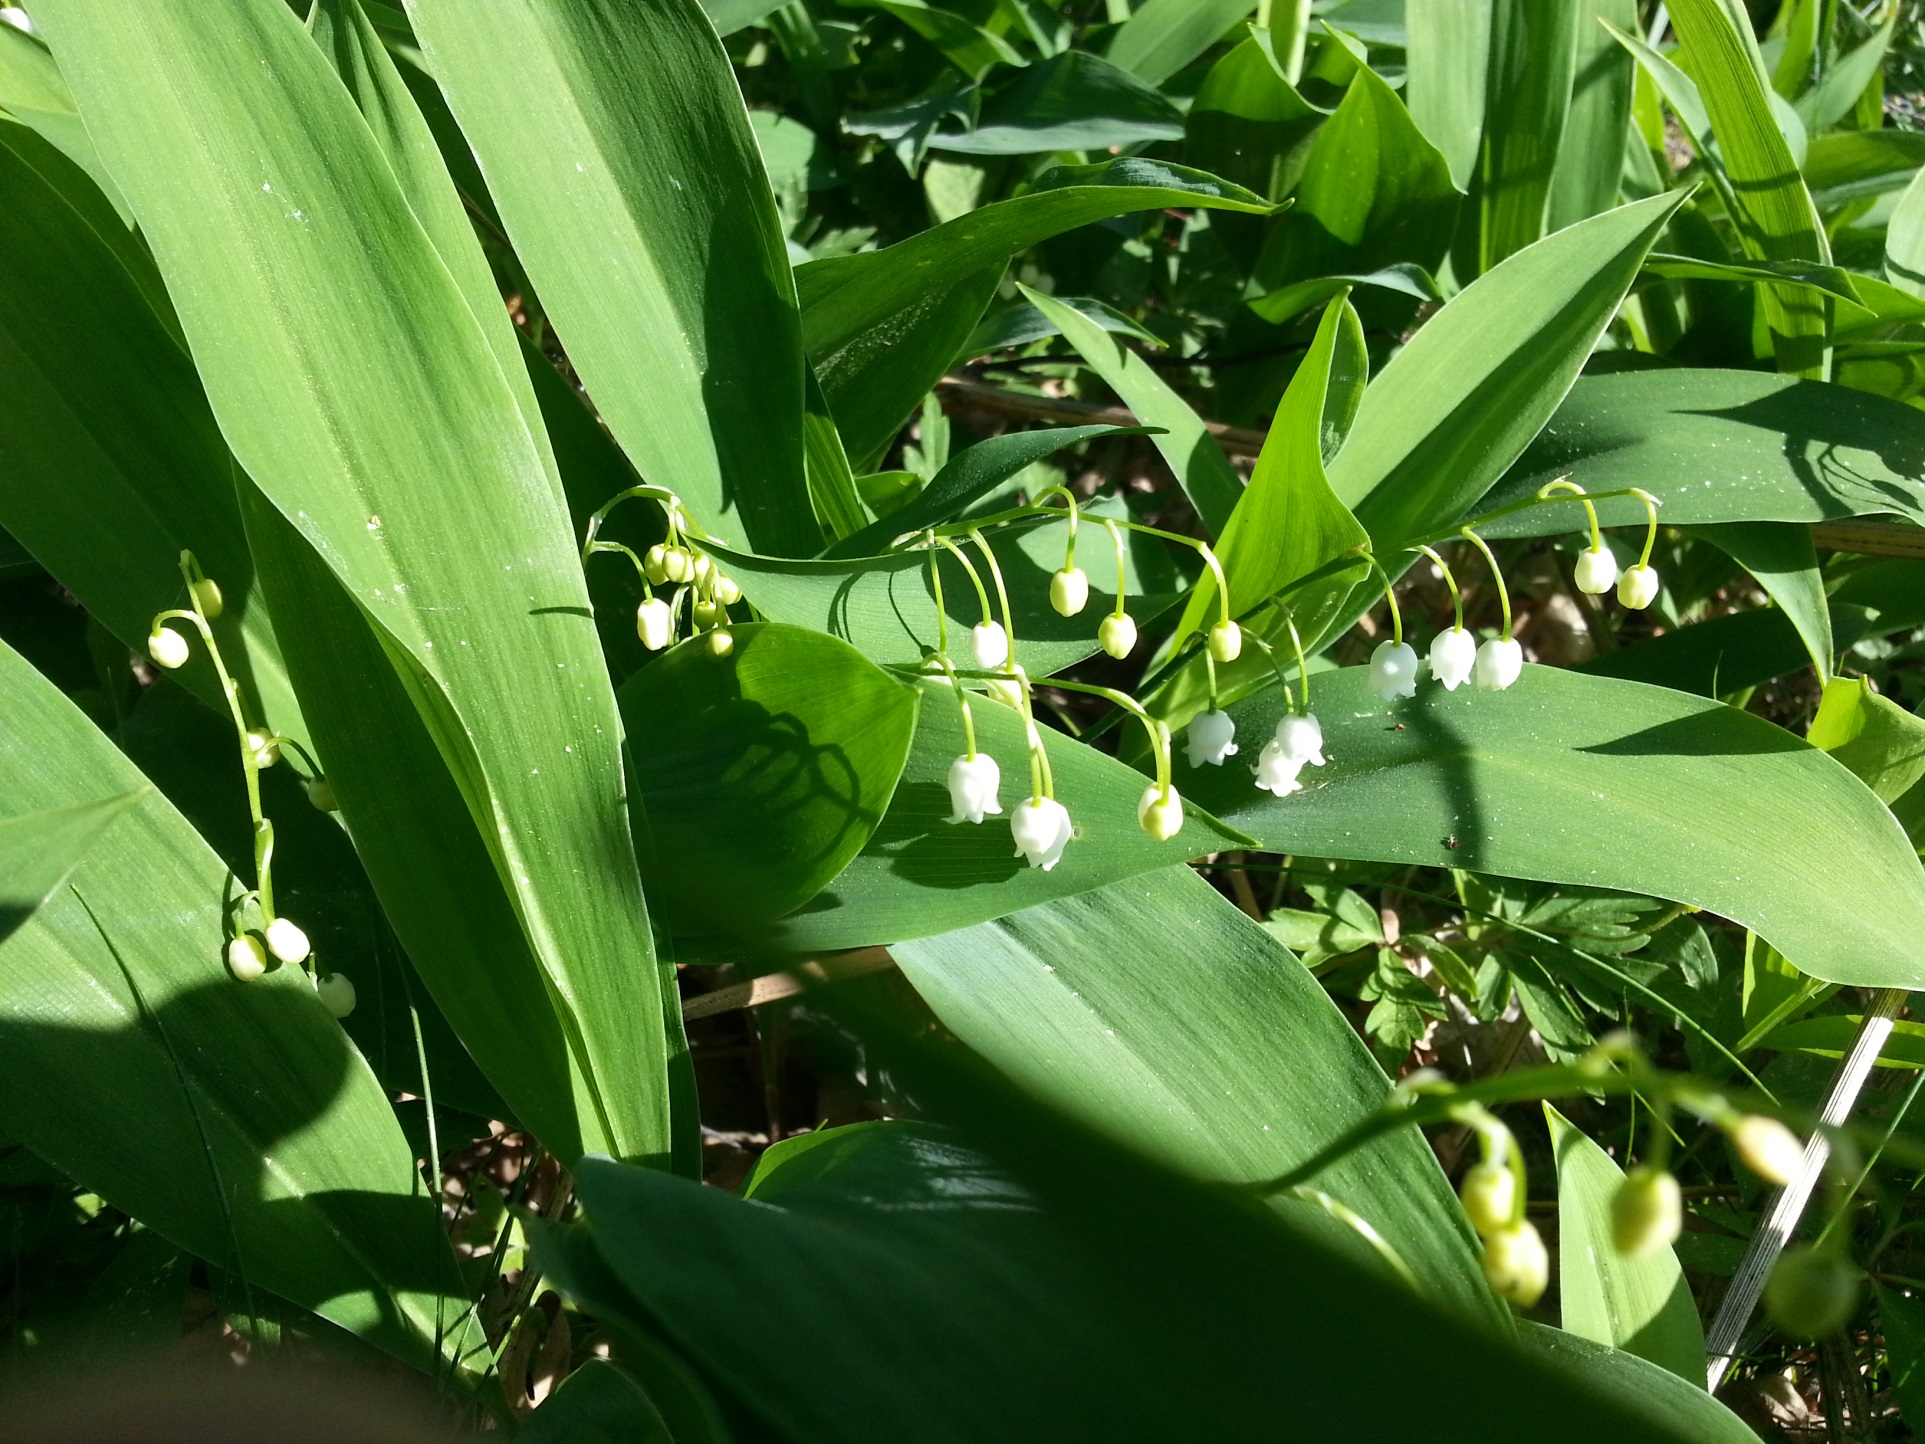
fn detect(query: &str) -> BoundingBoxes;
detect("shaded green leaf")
[1107,0,1256,87]
[1808,675,1925,805]
[1548,0,1638,230]
[1518,1323,1760,1441]
[520,1360,672,1444]
[0,791,142,947]
[932,52,1182,155]
[1691,521,1832,680]
[1467,0,1579,271]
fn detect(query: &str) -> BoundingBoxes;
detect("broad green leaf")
[1468,0,1578,270]
[892,865,1501,1322]
[842,0,1024,83]
[1250,63,1458,303]
[1328,191,1686,548]
[1797,11,1895,133]
[1667,0,1831,377]
[702,0,788,35]
[1887,165,1925,300]
[0,638,475,1378]
[406,0,818,557]
[1025,285,1244,535]
[0,17,130,225]
[966,293,1161,354]
[1186,32,1324,272]
[0,792,142,946]
[684,675,1243,956]
[1691,522,1831,680]
[1483,370,1925,534]
[1808,675,1925,805]
[1805,128,1925,210]
[827,423,1146,560]
[1881,1286,1925,1432]
[1246,261,1441,325]
[1177,665,1925,990]
[0,121,307,753]
[1545,1105,1704,1383]
[802,363,867,544]
[43,0,675,1164]
[1761,1014,1925,1068]
[1548,0,1638,230]
[932,52,1182,155]
[1404,0,1490,190]
[620,624,920,937]
[1643,251,1865,307]
[1178,296,1369,647]
[1107,0,1256,87]
[519,1360,672,1444]
[1517,1324,1761,1442]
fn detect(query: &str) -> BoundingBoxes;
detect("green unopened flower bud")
[1616,564,1659,610]
[307,775,338,812]
[147,626,190,670]
[713,574,742,606]
[663,546,694,584]
[1733,1115,1804,1188]
[1575,545,1619,595]
[1461,1161,1517,1239]
[316,971,357,1019]
[692,553,715,586]
[1050,567,1089,617]
[1765,1247,1862,1339]
[1099,612,1136,660]
[264,916,310,965]
[1482,1221,1549,1308]
[708,628,733,657]
[226,934,267,982]
[1610,1166,1682,1258]
[247,729,280,769]
[693,598,724,627]
[643,544,671,585]
[191,577,224,619]
[1208,619,1243,663]
[1136,783,1183,841]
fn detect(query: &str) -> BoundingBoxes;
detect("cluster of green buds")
[146,552,354,1019]
[584,487,743,658]
[1542,480,1664,610]
[1454,1108,1549,1308]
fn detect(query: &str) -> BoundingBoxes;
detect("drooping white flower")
[1575,545,1619,595]
[1483,1221,1549,1307]
[946,753,1003,824]
[708,629,734,657]
[1208,619,1243,663]
[147,627,190,670]
[1734,1115,1804,1187]
[712,573,743,606]
[644,544,671,585]
[1273,712,1325,768]
[1098,612,1136,659]
[1473,636,1523,691]
[1137,783,1184,841]
[1010,796,1073,871]
[1611,1166,1682,1259]
[1367,640,1420,701]
[636,597,674,651]
[662,546,695,584]
[986,676,1025,709]
[1185,710,1238,767]
[1050,567,1089,617]
[265,916,310,965]
[1617,564,1659,610]
[316,972,357,1019]
[1429,627,1477,691]
[226,934,267,982]
[1254,739,1306,797]
[191,577,224,619]
[971,620,1009,669]
[247,729,281,769]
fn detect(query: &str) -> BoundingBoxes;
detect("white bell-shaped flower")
[1617,564,1659,610]
[708,629,733,657]
[1429,627,1477,691]
[316,972,357,1019]
[1208,619,1243,663]
[1367,640,1420,701]
[713,573,743,606]
[226,934,267,982]
[946,753,1003,824]
[643,544,671,585]
[1137,783,1184,841]
[265,916,310,965]
[1254,738,1307,797]
[971,620,1009,669]
[1473,636,1524,691]
[1273,712,1325,768]
[662,546,695,584]
[147,627,190,670]
[1050,567,1089,617]
[636,597,674,651]
[1010,796,1073,871]
[986,676,1025,709]
[1098,612,1136,659]
[1574,545,1619,595]
[1185,710,1238,768]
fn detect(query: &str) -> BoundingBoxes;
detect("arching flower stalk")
[1458,529,1523,691]
[1616,488,1663,610]
[1539,477,1618,596]
[1097,518,1136,659]
[1359,553,1418,702]
[1412,544,1475,691]
[1038,486,1088,617]
[1043,677,1183,842]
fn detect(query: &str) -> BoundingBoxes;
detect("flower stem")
[1044,677,1171,793]
[925,536,949,656]
[935,535,994,625]
[1458,529,1513,641]
[1411,544,1463,632]
[1103,519,1129,619]
[1631,487,1661,568]
[1538,477,1604,551]
[1359,552,1403,645]
[969,529,1015,650]
[931,653,978,759]
[1036,485,1079,569]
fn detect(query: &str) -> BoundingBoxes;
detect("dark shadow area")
[1579,708,1807,759]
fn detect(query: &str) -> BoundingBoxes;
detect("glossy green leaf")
[1185,32,1324,272]
[519,1360,672,1444]
[1179,296,1368,647]
[701,0,788,35]
[1692,522,1831,680]
[1250,62,1458,302]
[0,638,475,1377]
[965,293,1160,355]
[686,675,1244,956]
[0,121,307,752]
[1518,1324,1761,1442]
[1328,191,1685,548]
[1805,128,1925,210]
[0,17,130,224]
[892,865,1501,1322]
[1797,11,1894,133]
[407,0,818,556]
[1667,0,1831,377]
[1808,676,1925,806]
[933,52,1182,155]
[43,0,674,1164]
[1025,286,1244,535]
[1468,0,1578,270]
[0,791,142,946]
[1107,0,1255,87]
[620,624,919,937]
[1246,261,1441,325]
[1886,166,1925,301]
[827,424,1146,560]
[1483,369,1925,535]
[1177,665,1925,990]
[1548,0,1638,230]
[1545,1105,1704,1383]
[1758,1013,1925,1068]
[803,363,867,545]
[1642,252,1864,306]
[1881,1286,1925,1431]
[1404,0,1490,190]
[843,0,1023,83]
